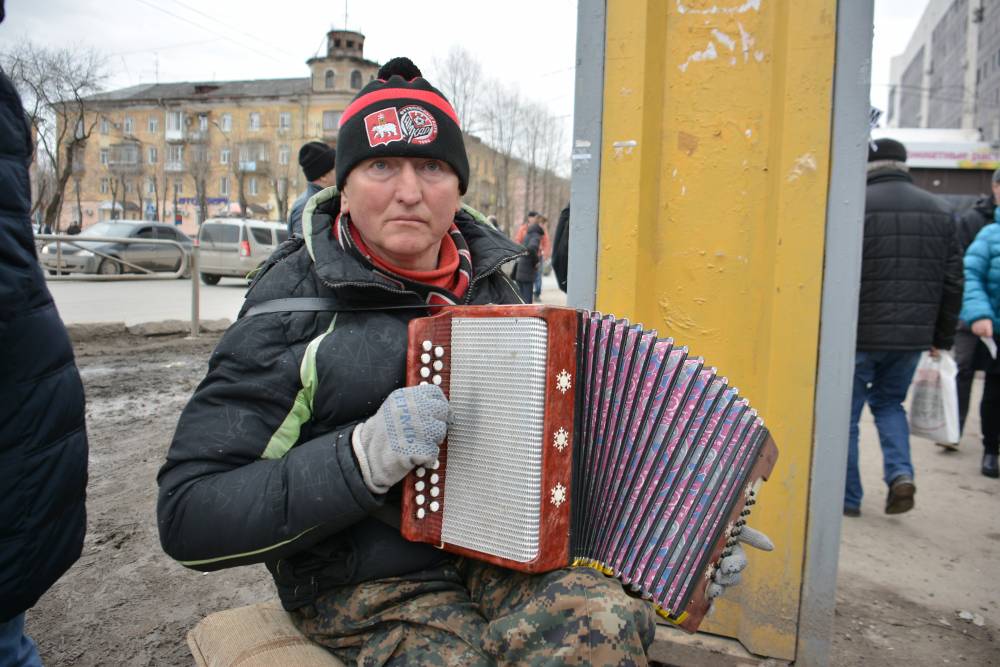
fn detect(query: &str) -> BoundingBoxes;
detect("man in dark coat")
[513,215,546,303]
[287,141,336,236]
[0,12,89,663]
[844,138,963,517]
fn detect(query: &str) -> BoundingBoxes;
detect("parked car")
[39,221,192,276]
[196,218,288,285]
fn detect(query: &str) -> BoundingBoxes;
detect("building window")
[173,178,183,195]
[147,177,155,195]
[220,176,229,196]
[148,116,159,133]
[238,146,250,163]
[278,144,290,165]
[166,111,183,132]
[220,113,232,132]
[125,180,134,194]
[325,70,335,89]
[167,144,184,163]
[220,147,230,165]
[123,116,134,135]
[148,146,158,163]
[100,118,109,134]
[257,145,268,162]
[249,112,261,131]
[100,148,109,165]
[100,178,109,194]
[322,110,341,132]
[248,177,258,196]
[351,70,362,89]
[199,114,209,132]
[279,112,291,130]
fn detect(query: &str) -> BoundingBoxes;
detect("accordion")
[400,305,778,631]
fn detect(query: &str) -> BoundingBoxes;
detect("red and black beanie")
[336,57,469,194]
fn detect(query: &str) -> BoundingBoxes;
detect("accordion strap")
[242,297,451,318]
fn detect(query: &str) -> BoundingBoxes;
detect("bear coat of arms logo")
[364,107,403,147]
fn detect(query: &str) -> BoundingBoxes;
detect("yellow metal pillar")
[597,0,837,659]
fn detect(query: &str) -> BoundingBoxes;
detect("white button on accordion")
[400,305,778,631]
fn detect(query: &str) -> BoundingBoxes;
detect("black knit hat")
[336,57,469,194]
[298,141,336,182]
[868,138,907,163]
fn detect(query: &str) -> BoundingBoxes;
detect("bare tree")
[432,46,484,134]
[2,42,106,232]
[270,141,295,224]
[515,102,549,216]
[482,80,523,234]
[188,143,212,225]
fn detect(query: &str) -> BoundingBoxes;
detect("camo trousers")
[292,558,657,667]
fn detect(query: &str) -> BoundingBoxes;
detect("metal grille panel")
[440,317,548,562]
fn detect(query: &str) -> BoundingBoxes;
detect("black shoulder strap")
[242,297,344,318]
[241,297,457,318]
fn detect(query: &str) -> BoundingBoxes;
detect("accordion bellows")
[400,305,778,632]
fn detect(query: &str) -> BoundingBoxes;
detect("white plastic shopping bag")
[908,351,960,444]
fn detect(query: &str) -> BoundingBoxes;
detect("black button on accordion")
[400,305,778,632]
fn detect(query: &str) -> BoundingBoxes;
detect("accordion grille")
[440,317,549,563]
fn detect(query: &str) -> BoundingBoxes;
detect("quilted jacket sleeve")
[156,312,381,571]
[933,227,964,349]
[960,225,998,327]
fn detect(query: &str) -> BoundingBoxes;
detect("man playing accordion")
[157,57,769,666]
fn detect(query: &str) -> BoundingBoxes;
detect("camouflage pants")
[292,559,657,667]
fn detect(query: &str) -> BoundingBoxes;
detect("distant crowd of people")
[846,138,1000,520]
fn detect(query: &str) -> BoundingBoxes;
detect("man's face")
[342,157,460,271]
[992,180,1000,204]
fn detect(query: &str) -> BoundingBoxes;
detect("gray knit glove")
[706,526,773,600]
[351,384,448,495]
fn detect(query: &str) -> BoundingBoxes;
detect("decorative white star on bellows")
[550,483,567,508]
[553,427,569,452]
[555,369,572,394]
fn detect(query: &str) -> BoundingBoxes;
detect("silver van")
[197,218,289,285]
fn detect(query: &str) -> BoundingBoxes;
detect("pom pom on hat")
[377,57,422,81]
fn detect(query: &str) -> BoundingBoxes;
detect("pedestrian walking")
[943,168,1000,452]
[959,204,1000,478]
[513,214,546,303]
[844,138,963,517]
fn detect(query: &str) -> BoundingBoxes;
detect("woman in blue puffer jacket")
[960,209,1000,478]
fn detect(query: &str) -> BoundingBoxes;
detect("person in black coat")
[946,169,1000,451]
[844,138,963,519]
[551,204,570,293]
[0,14,89,663]
[513,217,546,303]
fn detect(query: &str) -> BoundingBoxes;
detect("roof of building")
[84,78,312,104]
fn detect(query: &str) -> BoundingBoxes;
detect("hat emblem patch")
[399,105,438,145]
[364,107,403,147]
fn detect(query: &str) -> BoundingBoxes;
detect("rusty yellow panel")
[598,0,837,659]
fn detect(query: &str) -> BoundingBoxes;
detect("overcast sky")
[1,0,926,131]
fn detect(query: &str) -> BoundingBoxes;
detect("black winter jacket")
[857,168,963,351]
[514,223,545,282]
[157,187,523,611]
[0,70,88,622]
[552,205,569,293]
[955,194,995,254]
